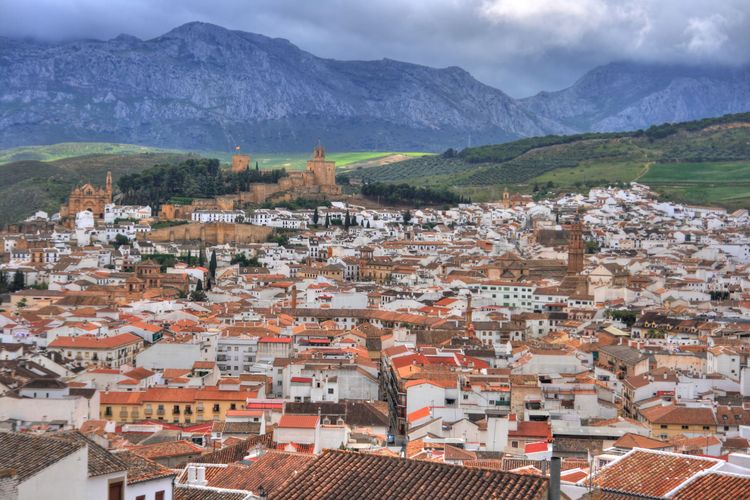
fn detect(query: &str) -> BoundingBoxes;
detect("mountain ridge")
[1,22,750,151]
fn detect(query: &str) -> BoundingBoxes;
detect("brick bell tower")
[567,210,585,275]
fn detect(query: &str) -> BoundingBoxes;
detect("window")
[213,404,220,412]
[155,492,165,500]
[660,424,668,429]
[136,496,145,500]
[328,388,334,394]
[703,426,710,430]
[511,441,518,448]
[105,406,112,416]
[681,425,689,430]
[230,403,237,410]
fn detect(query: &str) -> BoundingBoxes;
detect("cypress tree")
[209,250,217,279]
[324,213,330,228]
[312,207,319,226]
[11,271,24,292]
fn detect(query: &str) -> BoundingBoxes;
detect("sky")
[1,0,748,97]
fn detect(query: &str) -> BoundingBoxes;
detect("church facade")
[60,171,113,223]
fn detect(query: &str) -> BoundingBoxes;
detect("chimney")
[548,456,561,500]
[291,285,298,311]
[196,466,207,486]
[187,465,197,484]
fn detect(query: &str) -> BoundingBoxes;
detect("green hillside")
[0,152,196,225]
[350,113,750,208]
[0,142,430,224]
[0,142,185,164]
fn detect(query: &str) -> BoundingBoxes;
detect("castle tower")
[306,143,336,187]
[231,146,251,173]
[502,187,510,209]
[567,211,585,275]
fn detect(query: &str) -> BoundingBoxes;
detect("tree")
[17,298,27,309]
[186,250,192,266]
[209,250,217,279]
[366,220,371,229]
[189,289,207,302]
[196,279,203,291]
[198,248,205,267]
[255,161,260,171]
[0,271,7,293]
[324,213,330,228]
[10,271,24,292]
[113,234,129,249]
[402,210,412,224]
[344,210,351,230]
[312,207,320,227]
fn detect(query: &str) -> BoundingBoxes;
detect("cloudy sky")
[1,0,748,97]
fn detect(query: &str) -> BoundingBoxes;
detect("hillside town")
[1,159,750,500]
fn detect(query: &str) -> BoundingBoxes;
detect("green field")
[252,151,428,170]
[638,162,750,208]
[0,142,428,170]
[0,142,184,164]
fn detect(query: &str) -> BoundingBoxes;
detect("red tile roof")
[130,440,203,460]
[49,332,141,349]
[272,450,548,499]
[592,449,721,498]
[672,472,750,499]
[278,415,319,429]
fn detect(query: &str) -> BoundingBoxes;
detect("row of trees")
[118,159,287,207]
[361,182,467,206]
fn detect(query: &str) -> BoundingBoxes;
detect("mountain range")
[1,22,750,152]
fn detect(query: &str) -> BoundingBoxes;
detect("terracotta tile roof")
[672,472,750,499]
[48,332,142,349]
[114,450,177,484]
[174,488,246,500]
[278,414,319,429]
[211,451,316,494]
[99,391,143,405]
[407,406,431,424]
[612,432,671,450]
[130,440,204,460]
[272,449,548,499]
[509,421,553,441]
[0,432,84,481]
[640,405,717,426]
[52,431,127,477]
[592,449,721,498]
[192,433,274,465]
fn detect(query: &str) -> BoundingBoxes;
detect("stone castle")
[60,171,113,224]
[160,144,341,220]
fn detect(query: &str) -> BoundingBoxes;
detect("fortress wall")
[141,222,272,245]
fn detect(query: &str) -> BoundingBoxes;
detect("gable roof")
[52,431,127,477]
[612,432,671,450]
[272,449,548,499]
[114,450,177,484]
[672,471,750,499]
[592,448,721,497]
[0,433,84,482]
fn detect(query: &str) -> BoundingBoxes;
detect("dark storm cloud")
[1,0,749,97]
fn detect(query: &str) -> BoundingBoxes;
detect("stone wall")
[141,222,272,244]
